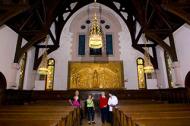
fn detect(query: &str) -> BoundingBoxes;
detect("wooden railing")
[3,88,190,105]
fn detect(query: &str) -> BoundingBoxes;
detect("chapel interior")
[0,0,190,126]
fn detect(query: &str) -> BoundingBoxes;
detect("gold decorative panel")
[68,61,124,89]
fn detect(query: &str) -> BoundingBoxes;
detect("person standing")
[99,91,108,124]
[69,90,83,125]
[69,90,81,107]
[108,93,118,125]
[86,94,96,125]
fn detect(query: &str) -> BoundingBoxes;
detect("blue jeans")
[87,107,95,121]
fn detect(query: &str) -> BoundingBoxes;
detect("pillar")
[172,61,184,87]
[7,63,20,89]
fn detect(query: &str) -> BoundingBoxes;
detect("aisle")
[81,112,111,126]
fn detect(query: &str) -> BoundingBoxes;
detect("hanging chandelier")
[37,36,49,75]
[88,0,103,49]
[144,40,154,73]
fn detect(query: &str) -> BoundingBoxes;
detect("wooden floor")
[82,112,111,126]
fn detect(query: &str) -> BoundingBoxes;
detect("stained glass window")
[137,57,146,89]
[45,58,55,90]
[78,35,85,55]
[18,52,27,90]
[106,34,113,55]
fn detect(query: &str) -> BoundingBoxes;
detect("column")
[155,69,162,89]
[7,63,20,89]
[172,61,184,87]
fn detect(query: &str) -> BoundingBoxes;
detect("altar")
[68,61,124,89]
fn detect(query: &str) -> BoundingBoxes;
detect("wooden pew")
[0,106,74,126]
[134,117,190,126]
[0,105,80,126]
[0,113,69,126]
[114,104,190,126]
[128,112,190,126]
[0,119,61,126]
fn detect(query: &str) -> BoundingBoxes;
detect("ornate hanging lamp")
[144,39,154,73]
[88,0,103,49]
[37,36,49,75]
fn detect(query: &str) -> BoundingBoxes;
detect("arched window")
[164,51,174,88]
[106,34,113,55]
[18,52,27,90]
[78,34,86,55]
[45,58,55,90]
[136,57,146,89]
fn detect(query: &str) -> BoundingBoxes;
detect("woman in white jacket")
[108,93,118,125]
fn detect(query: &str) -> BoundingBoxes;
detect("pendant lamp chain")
[144,38,154,73]
[37,36,49,75]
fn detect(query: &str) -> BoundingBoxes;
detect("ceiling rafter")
[146,32,177,61]
[0,5,31,27]
[162,4,190,25]
[149,0,172,30]
[18,13,33,31]
[0,0,189,68]
[12,0,63,63]
[33,1,89,69]
[129,0,158,68]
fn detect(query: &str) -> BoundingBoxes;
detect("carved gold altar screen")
[68,61,124,89]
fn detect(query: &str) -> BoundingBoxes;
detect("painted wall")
[34,4,156,90]
[155,23,190,88]
[173,24,190,85]
[0,26,37,90]
[2,5,190,91]
[0,26,18,89]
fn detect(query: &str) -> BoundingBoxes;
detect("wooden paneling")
[4,88,190,105]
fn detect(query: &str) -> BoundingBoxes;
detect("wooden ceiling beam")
[14,31,47,63]
[13,0,63,63]
[146,29,172,33]
[149,0,172,30]
[19,13,33,31]
[0,5,30,26]
[130,0,146,26]
[129,0,158,68]
[162,4,190,25]
[146,32,177,61]
[14,35,23,63]
[4,0,187,67]
[126,12,158,68]
[35,45,59,48]
[137,44,156,47]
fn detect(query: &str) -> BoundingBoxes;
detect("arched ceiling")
[0,0,190,69]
